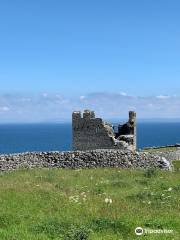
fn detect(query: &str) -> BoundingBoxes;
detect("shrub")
[0,214,20,228]
[30,218,69,238]
[145,219,164,229]
[64,225,91,240]
[90,218,131,235]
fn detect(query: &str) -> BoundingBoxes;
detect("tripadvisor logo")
[135,227,144,235]
[135,226,173,235]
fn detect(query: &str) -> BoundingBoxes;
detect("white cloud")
[0,92,180,122]
[80,95,86,100]
[156,95,170,99]
[120,92,127,96]
[147,103,153,107]
[20,98,32,102]
[55,94,62,99]
[42,93,48,98]
[0,106,10,112]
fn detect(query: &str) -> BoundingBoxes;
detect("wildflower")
[168,187,173,192]
[105,198,113,204]
[69,195,79,203]
[81,192,86,196]
[81,192,87,201]
[105,198,109,203]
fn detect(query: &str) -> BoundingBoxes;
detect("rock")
[0,150,172,173]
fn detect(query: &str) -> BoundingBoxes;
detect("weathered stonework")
[0,150,172,173]
[72,110,136,151]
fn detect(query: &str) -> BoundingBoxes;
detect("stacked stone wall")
[149,150,180,161]
[0,150,171,173]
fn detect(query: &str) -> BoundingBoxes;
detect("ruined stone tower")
[72,110,136,151]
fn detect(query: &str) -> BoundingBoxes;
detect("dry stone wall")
[149,150,180,161]
[0,150,171,173]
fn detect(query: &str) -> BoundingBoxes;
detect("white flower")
[105,198,109,203]
[168,187,173,192]
[81,192,86,196]
[69,195,79,203]
[105,198,112,204]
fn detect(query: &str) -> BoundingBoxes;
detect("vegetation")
[142,146,177,152]
[172,160,180,172]
[0,166,179,240]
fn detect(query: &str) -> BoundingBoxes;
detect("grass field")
[0,165,179,240]
[142,147,177,152]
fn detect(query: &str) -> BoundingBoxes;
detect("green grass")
[142,147,177,152]
[172,160,180,172]
[0,167,179,240]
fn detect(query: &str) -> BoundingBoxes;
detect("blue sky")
[0,1,180,121]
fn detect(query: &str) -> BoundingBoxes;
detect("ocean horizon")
[0,122,180,154]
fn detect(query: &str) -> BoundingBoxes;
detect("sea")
[0,122,180,154]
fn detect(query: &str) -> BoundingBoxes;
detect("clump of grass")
[144,169,157,178]
[172,160,180,172]
[173,184,180,192]
[0,214,20,228]
[31,218,91,240]
[35,170,57,183]
[30,218,66,238]
[127,191,153,202]
[64,225,91,240]
[90,218,131,236]
[109,180,130,188]
[135,179,148,185]
[93,187,105,195]
[144,219,164,229]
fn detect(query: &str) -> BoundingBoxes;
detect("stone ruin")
[72,110,137,151]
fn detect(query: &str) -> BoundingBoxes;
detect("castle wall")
[72,110,136,151]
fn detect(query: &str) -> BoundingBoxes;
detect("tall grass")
[0,165,179,239]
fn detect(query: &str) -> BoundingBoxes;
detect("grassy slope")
[0,166,179,240]
[142,147,177,152]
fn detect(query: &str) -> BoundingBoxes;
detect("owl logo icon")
[135,227,144,235]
